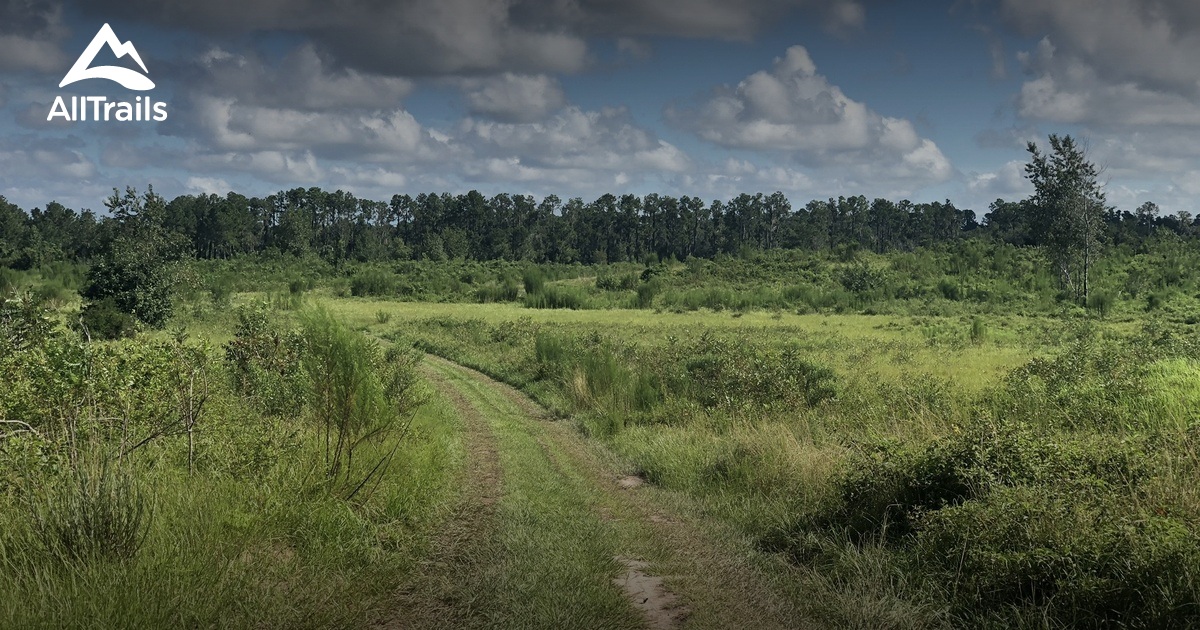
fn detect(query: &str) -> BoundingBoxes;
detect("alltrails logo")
[47,23,168,123]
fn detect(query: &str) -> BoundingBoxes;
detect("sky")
[1,0,1198,216]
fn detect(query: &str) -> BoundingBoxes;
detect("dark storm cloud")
[78,0,864,76]
[186,45,414,111]
[0,0,67,71]
[0,0,58,34]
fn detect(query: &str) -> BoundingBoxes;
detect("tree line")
[1,183,1192,271]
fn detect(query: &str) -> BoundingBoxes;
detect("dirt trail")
[392,354,809,629]
[379,360,504,629]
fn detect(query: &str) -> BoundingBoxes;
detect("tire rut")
[431,355,811,630]
[378,358,504,629]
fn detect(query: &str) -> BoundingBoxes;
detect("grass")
[421,359,643,628]
[375,298,1200,628]
[0,299,465,628]
[9,240,1200,627]
[322,298,1041,393]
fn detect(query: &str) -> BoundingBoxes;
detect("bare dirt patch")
[618,475,645,490]
[614,556,689,629]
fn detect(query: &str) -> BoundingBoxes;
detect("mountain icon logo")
[59,23,155,91]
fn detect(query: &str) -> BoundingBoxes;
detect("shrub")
[80,298,138,340]
[299,309,422,497]
[288,277,310,295]
[992,338,1155,430]
[665,336,836,410]
[534,332,567,375]
[350,269,395,297]
[1087,291,1114,318]
[0,267,19,295]
[635,281,660,308]
[804,422,1148,544]
[917,482,1200,628]
[937,278,962,301]
[596,272,638,291]
[208,276,234,307]
[224,305,305,417]
[522,268,546,295]
[475,279,519,303]
[839,263,889,295]
[970,316,987,344]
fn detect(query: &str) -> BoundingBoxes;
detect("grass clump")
[523,284,587,309]
[30,457,151,564]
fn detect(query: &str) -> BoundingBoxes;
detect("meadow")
[372,301,1200,628]
[3,238,1200,628]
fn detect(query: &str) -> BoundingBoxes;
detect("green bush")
[635,281,660,308]
[475,279,519,303]
[0,267,19,295]
[917,482,1200,628]
[208,276,234,307]
[224,305,305,417]
[970,316,987,344]
[596,272,638,291]
[298,309,422,497]
[80,298,138,340]
[664,336,836,410]
[1087,291,1114,318]
[522,268,546,295]
[534,332,567,376]
[992,338,1158,430]
[803,422,1148,544]
[350,269,395,297]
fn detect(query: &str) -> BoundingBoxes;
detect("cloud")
[459,73,566,123]
[184,176,230,195]
[79,0,864,76]
[461,105,690,174]
[670,45,953,184]
[82,0,590,76]
[615,37,652,60]
[974,124,1041,150]
[165,92,456,164]
[1015,38,1200,126]
[557,0,865,40]
[967,160,1031,198]
[1002,0,1200,127]
[996,1,1200,210]
[184,149,323,184]
[192,45,414,111]
[1002,0,1200,96]
[156,43,690,197]
[0,1,68,73]
[0,134,96,182]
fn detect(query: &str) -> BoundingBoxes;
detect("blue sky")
[1,0,1196,216]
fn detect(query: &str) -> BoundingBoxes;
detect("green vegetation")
[393,310,1200,628]
[0,295,449,628]
[4,134,1200,627]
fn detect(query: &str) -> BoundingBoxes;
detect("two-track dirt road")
[384,354,811,629]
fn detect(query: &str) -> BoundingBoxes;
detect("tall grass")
[0,296,451,627]
[523,284,587,309]
[404,310,1200,628]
